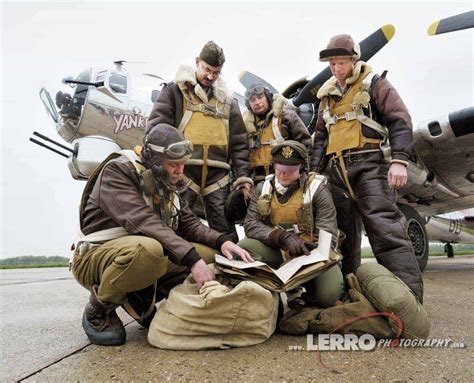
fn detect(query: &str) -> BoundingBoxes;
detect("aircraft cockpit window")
[109,74,127,94]
[428,121,442,137]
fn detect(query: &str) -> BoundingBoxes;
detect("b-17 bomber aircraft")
[31,12,474,271]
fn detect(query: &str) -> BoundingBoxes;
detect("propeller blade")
[232,91,246,108]
[282,76,309,98]
[292,24,396,106]
[143,73,165,81]
[428,10,474,35]
[238,71,279,93]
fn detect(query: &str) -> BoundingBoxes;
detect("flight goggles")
[147,140,194,159]
[244,85,268,100]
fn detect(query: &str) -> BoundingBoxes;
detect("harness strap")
[177,109,194,134]
[336,152,356,199]
[182,174,230,197]
[185,158,231,170]
[122,281,157,321]
[271,115,284,144]
[75,227,129,248]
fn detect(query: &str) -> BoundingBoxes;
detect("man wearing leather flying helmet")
[241,140,345,307]
[243,83,313,183]
[310,34,423,303]
[71,123,252,347]
[223,84,313,225]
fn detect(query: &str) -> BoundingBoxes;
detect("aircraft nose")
[55,90,82,121]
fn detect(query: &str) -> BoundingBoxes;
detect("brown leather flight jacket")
[80,155,225,268]
[147,81,250,186]
[310,69,413,172]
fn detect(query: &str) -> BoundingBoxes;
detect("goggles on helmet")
[244,85,268,100]
[147,140,194,159]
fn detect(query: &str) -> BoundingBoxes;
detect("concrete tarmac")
[1,256,473,382]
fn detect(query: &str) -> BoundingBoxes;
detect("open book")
[215,230,341,292]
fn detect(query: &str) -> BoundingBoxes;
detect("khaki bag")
[356,263,430,339]
[147,267,279,350]
[279,273,394,338]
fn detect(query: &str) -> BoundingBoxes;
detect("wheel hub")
[407,218,426,259]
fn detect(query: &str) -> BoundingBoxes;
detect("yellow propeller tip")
[381,24,396,41]
[427,20,440,36]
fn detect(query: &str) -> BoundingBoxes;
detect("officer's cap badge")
[282,146,294,159]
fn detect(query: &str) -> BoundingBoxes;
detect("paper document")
[214,230,339,291]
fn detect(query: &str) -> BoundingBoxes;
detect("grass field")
[0,264,68,269]
[2,245,473,269]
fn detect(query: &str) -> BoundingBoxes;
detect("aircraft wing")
[400,107,474,216]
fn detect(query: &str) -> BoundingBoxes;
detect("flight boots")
[82,285,126,346]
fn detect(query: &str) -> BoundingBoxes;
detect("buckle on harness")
[344,111,357,121]
[279,224,306,234]
[379,139,392,162]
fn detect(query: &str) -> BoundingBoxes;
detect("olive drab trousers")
[237,238,345,308]
[72,235,216,305]
[328,152,424,302]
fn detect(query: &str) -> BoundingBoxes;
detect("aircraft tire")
[398,204,429,271]
[445,242,454,258]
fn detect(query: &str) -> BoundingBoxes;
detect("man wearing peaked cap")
[147,41,252,241]
[241,140,345,307]
[310,34,423,302]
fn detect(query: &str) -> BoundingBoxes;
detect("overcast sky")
[1,1,473,258]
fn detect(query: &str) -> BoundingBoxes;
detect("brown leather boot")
[82,285,126,346]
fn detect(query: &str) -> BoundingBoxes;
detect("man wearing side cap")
[310,34,423,302]
[242,140,345,307]
[147,41,252,240]
[72,123,252,346]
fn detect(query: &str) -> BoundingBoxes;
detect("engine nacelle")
[68,136,122,180]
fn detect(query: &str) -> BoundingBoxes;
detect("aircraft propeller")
[291,24,395,107]
[238,24,395,109]
[427,10,474,36]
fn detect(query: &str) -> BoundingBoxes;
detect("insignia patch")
[282,146,294,159]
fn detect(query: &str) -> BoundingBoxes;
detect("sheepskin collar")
[174,64,230,104]
[243,93,286,124]
[317,61,371,99]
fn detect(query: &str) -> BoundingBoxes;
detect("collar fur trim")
[174,64,230,104]
[317,61,369,99]
[243,93,286,122]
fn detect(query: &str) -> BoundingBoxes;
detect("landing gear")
[444,242,454,258]
[398,204,429,271]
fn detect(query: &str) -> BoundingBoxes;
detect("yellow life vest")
[244,109,285,179]
[322,66,385,155]
[177,96,232,194]
[258,173,325,241]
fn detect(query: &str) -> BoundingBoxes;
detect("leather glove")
[268,228,311,257]
[302,240,318,252]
